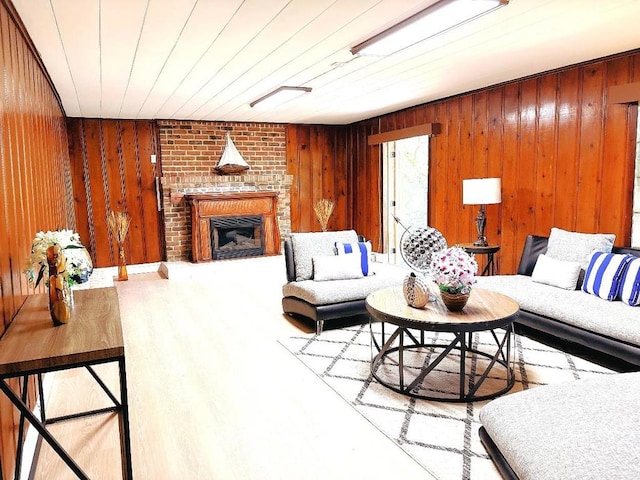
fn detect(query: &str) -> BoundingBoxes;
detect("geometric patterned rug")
[279,323,614,480]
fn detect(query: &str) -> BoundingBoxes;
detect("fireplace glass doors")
[209,215,265,260]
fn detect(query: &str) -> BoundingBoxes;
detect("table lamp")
[462,177,501,246]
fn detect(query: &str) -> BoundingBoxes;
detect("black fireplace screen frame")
[209,215,265,260]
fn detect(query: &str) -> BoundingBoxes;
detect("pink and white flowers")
[430,246,478,295]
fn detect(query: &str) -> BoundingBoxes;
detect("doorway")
[382,135,430,265]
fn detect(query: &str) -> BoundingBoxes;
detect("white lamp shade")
[462,177,502,205]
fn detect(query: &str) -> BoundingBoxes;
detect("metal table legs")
[370,322,514,402]
[0,358,133,479]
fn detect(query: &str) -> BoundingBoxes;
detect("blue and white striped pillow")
[582,252,633,301]
[335,241,372,276]
[617,257,640,306]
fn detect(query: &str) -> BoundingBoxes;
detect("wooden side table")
[459,243,500,275]
[0,287,132,480]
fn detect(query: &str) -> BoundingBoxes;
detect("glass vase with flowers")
[24,229,93,325]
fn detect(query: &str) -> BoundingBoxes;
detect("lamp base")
[474,205,488,247]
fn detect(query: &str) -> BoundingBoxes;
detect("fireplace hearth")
[210,216,264,260]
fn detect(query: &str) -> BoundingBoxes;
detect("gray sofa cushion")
[290,230,359,281]
[480,372,640,480]
[476,275,640,346]
[283,263,408,304]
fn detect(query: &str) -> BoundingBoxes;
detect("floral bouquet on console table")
[430,246,478,311]
[24,229,93,289]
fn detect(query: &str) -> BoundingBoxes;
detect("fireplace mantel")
[186,191,281,262]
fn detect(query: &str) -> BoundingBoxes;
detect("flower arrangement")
[313,198,335,232]
[430,246,478,295]
[24,229,92,288]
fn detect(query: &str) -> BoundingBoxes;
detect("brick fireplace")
[158,120,292,262]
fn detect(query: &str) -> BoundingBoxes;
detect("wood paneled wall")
[345,121,383,249]
[346,51,640,274]
[286,125,353,233]
[67,119,164,267]
[0,1,72,477]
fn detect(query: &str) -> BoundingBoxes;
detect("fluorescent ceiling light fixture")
[250,86,312,108]
[351,0,508,56]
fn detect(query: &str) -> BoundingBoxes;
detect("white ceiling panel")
[116,0,200,118]
[59,0,102,116]
[136,0,245,118]
[13,0,82,114]
[100,0,153,118]
[167,0,295,119]
[188,0,361,120]
[11,0,640,124]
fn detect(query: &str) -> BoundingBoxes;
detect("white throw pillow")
[335,241,373,276]
[313,254,364,281]
[546,227,615,270]
[531,254,582,290]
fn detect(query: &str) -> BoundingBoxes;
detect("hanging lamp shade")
[215,132,250,175]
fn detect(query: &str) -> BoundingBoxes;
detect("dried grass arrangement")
[107,211,131,280]
[313,198,335,232]
[107,211,131,245]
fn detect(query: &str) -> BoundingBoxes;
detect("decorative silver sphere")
[400,226,447,274]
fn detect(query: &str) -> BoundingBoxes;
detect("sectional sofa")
[479,371,640,479]
[476,231,640,369]
[476,228,640,479]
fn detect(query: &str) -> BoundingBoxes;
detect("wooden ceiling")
[12,0,640,124]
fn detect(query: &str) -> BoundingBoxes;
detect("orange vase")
[118,245,128,281]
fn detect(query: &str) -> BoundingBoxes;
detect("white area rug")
[280,323,613,480]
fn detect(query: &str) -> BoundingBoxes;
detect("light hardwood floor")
[32,256,433,479]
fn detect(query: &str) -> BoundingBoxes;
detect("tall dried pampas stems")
[107,211,131,246]
[313,198,335,232]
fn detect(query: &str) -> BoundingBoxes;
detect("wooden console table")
[0,287,133,479]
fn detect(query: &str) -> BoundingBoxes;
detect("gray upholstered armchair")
[282,230,407,334]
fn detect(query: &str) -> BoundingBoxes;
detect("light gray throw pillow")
[546,227,615,270]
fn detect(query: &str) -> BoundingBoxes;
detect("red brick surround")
[158,120,292,261]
